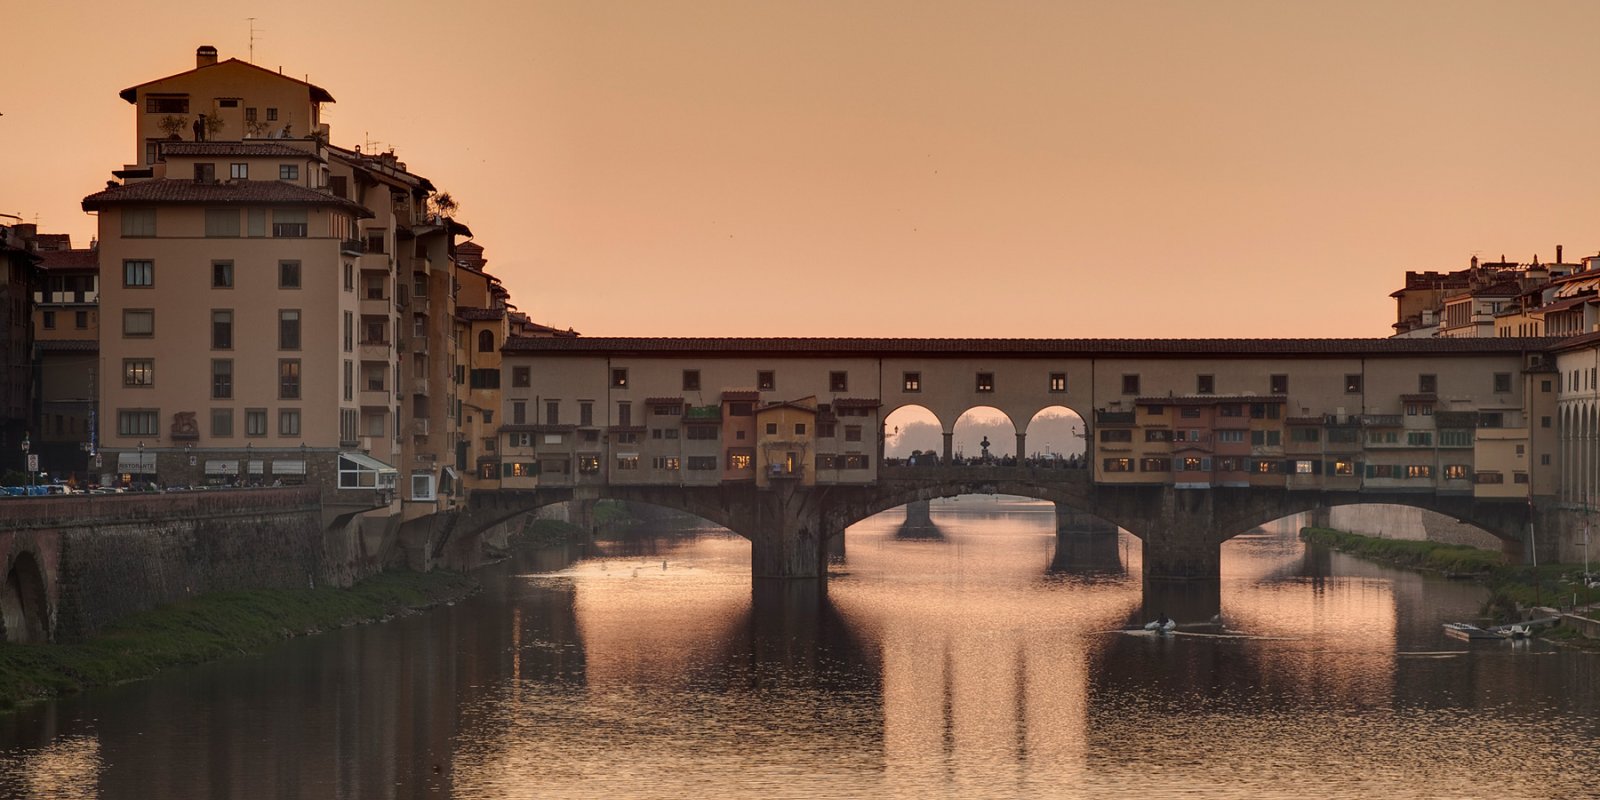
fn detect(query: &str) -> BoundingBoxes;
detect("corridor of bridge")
[882,403,1086,467]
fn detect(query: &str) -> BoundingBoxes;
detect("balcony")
[359,388,390,408]
[359,296,391,316]
[411,295,431,315]
[340,239,363,256]
[412,378,431,396]
[411,419,430,436]
[358,340,391,361]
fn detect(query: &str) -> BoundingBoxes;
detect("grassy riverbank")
[1301,526,1600,621]
[0,569,477,711]
[511,518,588,548]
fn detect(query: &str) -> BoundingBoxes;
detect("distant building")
[0,223,41,473]
[27,230,99,480]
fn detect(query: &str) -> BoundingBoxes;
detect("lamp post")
[136,441,144,489]
[20,433,31,491]
[245,442,253,487]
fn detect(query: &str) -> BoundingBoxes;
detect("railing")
[340,239,364,255]
[411,419,430,436]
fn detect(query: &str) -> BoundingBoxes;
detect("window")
[1049,373,1067,393]
[976,372,995,393]
[829,371,849,392]
[1270,374,1288,394]
[757,370,775,391]
[652,457,680,471]
[1344,374,1362,393]
[279,310,301,350]
[245,409,268,437]
[1405,464,1432,479]
[728,451,753,470]
[1541,416,1551,429]
[616,456,640,471]
[279,164,299,181]
[612,368,628,388]
[617,402,632,426]
[1290,427,1320,442]
[117,409,159,436]
[845,425,863,442]
[123,260,154,287]
[545,400,560,425]
[212,359,233,399]
[272,209,307,237]
[1419,374,1437,393]
[123,309,154,337]
[1217,430,1245,443]
[343,360,354,402]
[145,95,188,113]
[843,454,870,470]
[195,163,216,182]
[1197,374,1215,394]
[903,372,921,392]
[1294,460,1315,474]
[683,369,701,391]
[814,422,834,438]
[279,260,301,288]
[279,359,301,399]
[688,456,718,471]
[121,207,156,237]
[230,163,248,179]
[41,311,55,329]
[579,401,594,427]
[1180,407,1201,419]
[1514,472,1529,484]
[279,409,301,436]
[1478,412,1504,429]
[1333,460,1355,476]
[1443,465,1469,480]
[765,422,778,435]
[1100,429,1132,443]
[1139,458,1171,472]
[1440,430,1473,447]
[1122,374,1140,395]
[209,310,232,349]
[509,366,531,388]
[211,409,233,437]
[727,403,751,417]
[1145,429,1172,442]
[1103,458,1133,473]
[266,107,279,121]
[794,423,807,435]
[123,359,154,387]
[73,311,87,329]
[1541,379,1552,393]
[469,369,500,389]
[211,261,234,288]
[247,208,267,237]
[1492,372,1512,393]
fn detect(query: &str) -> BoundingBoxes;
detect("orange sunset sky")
[4,0,1598,338]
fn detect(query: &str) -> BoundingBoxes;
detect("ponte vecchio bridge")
[445,336,1567,584]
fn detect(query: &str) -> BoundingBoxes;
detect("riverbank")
[1301,526,1600,638]
[0,569,478,711]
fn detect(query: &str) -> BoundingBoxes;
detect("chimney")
[197,45,218,68]
[1557,244,1563,264]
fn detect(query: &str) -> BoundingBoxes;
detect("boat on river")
[1443,622,1505,641]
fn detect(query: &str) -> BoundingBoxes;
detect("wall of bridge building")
[496,348,1560,498]
[1325,504,1503,550]
[1555,341,1600,511]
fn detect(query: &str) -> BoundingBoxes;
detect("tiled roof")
[159,142,324,160]
[1551,331,1600,353]
[33,234,72,251]
[456,307,504,321]
[121,58,334,104]
[38,249,97,270]
[82,179,372,217]
[502,337,1568,357]
[721,390,760,401]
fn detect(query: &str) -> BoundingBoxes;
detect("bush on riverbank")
[1301,526,1600,622]
[0,569,477,711]
[512,518,586,549]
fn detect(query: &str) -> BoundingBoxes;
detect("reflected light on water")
[0,735,102,799]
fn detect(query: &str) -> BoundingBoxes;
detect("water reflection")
[3,502,1600,798]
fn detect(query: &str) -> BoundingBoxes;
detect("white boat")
[1443,622,1505,641]
[1144,619,1177,633]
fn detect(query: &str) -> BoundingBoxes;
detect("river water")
[2,499,1598,799]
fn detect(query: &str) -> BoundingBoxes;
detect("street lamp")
[137,441,144,488]
[20,433,31,491]
[245,442,253,486]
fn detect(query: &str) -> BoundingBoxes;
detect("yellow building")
[753,399,817,488]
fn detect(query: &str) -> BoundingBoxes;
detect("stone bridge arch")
[1,548,53,644]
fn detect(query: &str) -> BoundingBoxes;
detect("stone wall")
[2,489,391,641]
[1326,504,1504,550]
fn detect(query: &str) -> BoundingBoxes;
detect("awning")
[272,459,307,475]
[440,466,460,494]
[116,452,157,471]
[337,451,399,489]
[204,459,240,475]
[247,459,265,475]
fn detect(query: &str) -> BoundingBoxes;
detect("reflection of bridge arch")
[1,550,51,644]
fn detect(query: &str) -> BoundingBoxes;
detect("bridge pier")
[746,483,832,580]
[942,432,954,463]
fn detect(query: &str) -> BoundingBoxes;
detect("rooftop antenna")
[247,18,261,64]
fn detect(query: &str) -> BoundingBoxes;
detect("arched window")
[478,330,495,353]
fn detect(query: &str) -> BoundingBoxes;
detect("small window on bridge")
[683,370,701,391]
[1049,373,1066,393]
[1121,374,1140,395]
[1492,372,1512,393]
[1418,374,1437,393]
[1270,374,1288,394]
[1196,374,1214,394]
[612,369,628,388]
[976,372,994,392]
[903,372,921,392]
[757,371,775,391]
[829,371,849,392]
[1344,374,1362,393]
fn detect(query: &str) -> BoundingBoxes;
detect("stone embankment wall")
[2,489,390,641]
[1327,504,1503,550]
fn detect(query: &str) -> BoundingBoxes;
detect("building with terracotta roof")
[27,231,99,479]
[0,223,41,475]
